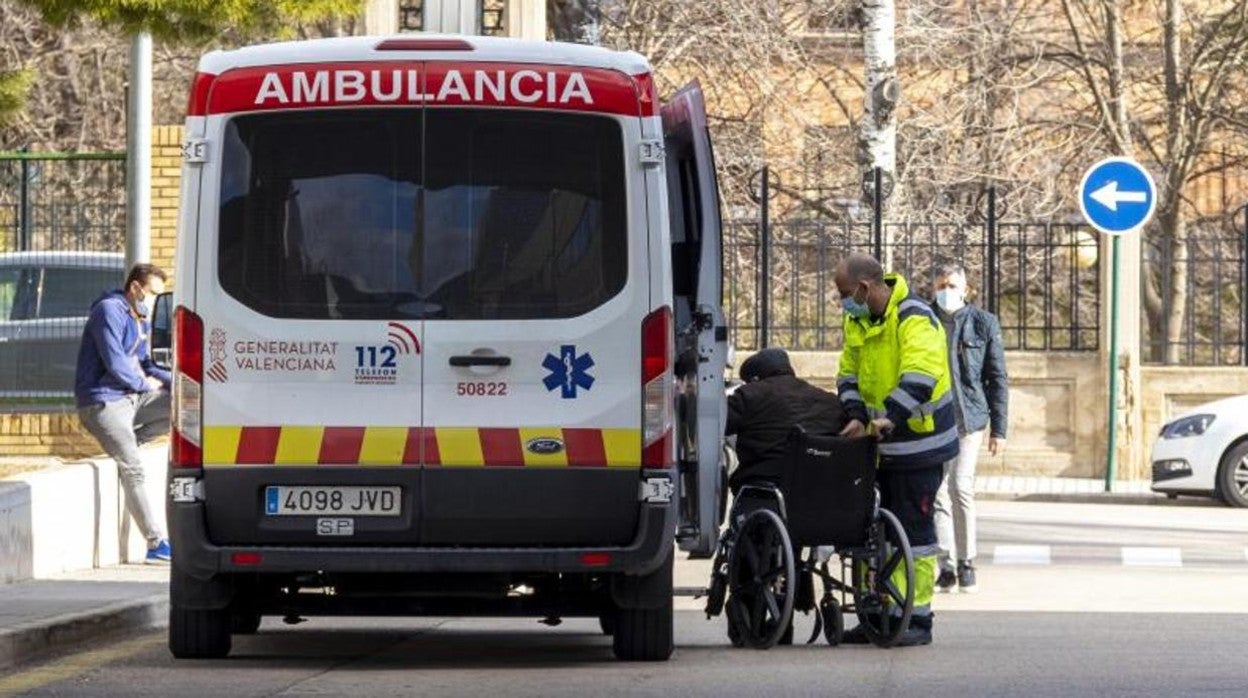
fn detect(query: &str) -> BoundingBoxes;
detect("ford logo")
[526,438,565,455]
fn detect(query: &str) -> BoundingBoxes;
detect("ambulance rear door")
[195,93,428,545]
[417,62,650,546]
[661,81,728,557]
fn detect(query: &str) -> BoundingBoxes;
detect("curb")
[0,593,167,671]
[978,491,1222,507]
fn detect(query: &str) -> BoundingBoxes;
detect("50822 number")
[456,381,508,397]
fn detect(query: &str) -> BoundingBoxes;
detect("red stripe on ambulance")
[236,426,281,464]
[202,62,651,117]
[479,428,525,467]
[563,428,608,467]
[319,427,366,464]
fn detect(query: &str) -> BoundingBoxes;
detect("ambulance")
[152,35,728,662]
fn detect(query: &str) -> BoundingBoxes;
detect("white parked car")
[1150,394,1248,507]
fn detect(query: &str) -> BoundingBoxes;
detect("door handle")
[449,355,511,367]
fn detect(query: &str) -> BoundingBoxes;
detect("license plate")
[264,486,401,516]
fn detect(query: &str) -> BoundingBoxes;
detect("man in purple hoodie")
[74,263,172,563]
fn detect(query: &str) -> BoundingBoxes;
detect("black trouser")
[876,464,945,627]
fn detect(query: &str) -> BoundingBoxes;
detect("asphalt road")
[3,609,1244,697]
[3,500,1247,697]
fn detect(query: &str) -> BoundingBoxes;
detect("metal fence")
[724,216,1101,352]
[1143,211,1248,366]
[0,150,127,253]
[1,151,127,408]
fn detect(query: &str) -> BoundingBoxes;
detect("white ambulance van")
[152,35,728,662]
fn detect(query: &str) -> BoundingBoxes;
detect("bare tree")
[860,0,899,222]
[1056,0,1248,363]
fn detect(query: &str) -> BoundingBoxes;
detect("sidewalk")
[0,565,167,670]
[977,476,1190,505]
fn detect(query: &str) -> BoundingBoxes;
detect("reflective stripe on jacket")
[837,273,960,470]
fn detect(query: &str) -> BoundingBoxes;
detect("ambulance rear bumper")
[169,495,675,580]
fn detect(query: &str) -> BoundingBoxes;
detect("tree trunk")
[1162,207,1189,364]
[1160,0,1187,365]
[859,0,898,264]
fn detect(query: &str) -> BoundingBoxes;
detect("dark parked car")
[0,251,124,402]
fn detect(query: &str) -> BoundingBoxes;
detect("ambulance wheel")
[169,605,231,659]
[611,556,674,661]
[850,508,914,648]
[725,509,795,649]
[611,598,673,661]
[231,610,262,635]
[598,612,615,636]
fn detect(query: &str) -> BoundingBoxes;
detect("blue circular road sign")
[1078,157,1157,235]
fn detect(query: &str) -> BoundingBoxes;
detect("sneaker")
[145,539,172,564]
[957,560,977,593]
[936,567,957,593]
[895,625,933,647]
[840,623,871,645]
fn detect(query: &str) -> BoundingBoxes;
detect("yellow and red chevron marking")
[201,426,641,467]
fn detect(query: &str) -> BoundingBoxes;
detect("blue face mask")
[842,287,870,318]
[132,290,151,318]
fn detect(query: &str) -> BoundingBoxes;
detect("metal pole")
[987,187,998,315]
[125,32,152,268]
[872,166,883,260]
[1105,235,1121,492]
[18,146,30,251]
[759,165,770,349]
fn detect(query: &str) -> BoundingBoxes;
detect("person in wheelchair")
[725,347,849,494]
[722,347,849,644]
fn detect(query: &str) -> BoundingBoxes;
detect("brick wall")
[0,414,98,459]
[151,125,185,278]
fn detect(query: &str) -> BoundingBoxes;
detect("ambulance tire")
[169,605,232,659]
[611,599,673,661]
[169,567,233,659]
[611,556,674,661]
[231,610,262,635]
[598,612,616,636]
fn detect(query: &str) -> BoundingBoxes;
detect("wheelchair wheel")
[724,508,796,649]
[850,507,914,648]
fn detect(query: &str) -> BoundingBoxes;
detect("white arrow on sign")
[1090,180,1148,211]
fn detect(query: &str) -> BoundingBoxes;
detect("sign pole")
[1078,156,1154,491]
[1105,234,1121,492]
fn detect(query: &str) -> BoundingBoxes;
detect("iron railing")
[1143,209,1248,366]
[724,215,1102,353]
[1,151,127,408]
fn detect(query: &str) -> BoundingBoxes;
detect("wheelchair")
[703,428,915,649]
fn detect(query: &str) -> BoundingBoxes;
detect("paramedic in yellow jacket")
[834,253,959,647]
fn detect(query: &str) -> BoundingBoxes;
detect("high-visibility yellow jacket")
[837,273,960,470]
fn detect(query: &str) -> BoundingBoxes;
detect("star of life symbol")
[207,328,228,383]
[542,345,595,399]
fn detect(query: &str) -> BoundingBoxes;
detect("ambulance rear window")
[217,108,627,320]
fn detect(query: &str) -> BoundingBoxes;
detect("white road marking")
[1121,547,1182,567]
[992,545,1051,565]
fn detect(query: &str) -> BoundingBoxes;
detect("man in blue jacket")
[929,263,1009,593]
[75,263,172,563]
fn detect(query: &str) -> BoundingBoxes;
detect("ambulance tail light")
[641,306,674,468]
[171,305,203,471]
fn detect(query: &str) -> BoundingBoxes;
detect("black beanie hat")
[740,347,794,382]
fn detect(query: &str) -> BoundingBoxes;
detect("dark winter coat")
[725,374,849,489]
